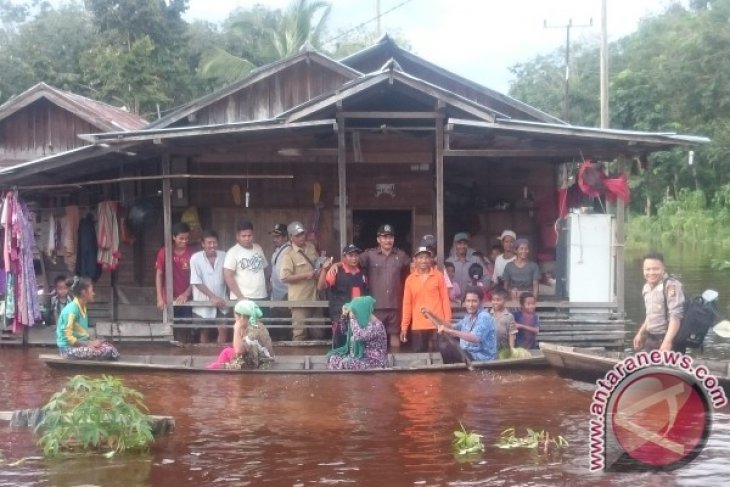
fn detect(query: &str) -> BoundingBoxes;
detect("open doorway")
[352,209,413,254]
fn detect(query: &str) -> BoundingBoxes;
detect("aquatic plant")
[495,428,568,453]
[453,422,484,455]
[497,347,532,360]
[36,375,153,457]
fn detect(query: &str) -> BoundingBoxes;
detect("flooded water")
[2,246,730,486]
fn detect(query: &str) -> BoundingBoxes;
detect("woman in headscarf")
[207,300,274,369]
[327,296,387,370]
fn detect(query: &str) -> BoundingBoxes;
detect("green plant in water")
[495,428,569,453]
[453,422,484,455]
[36,375,154,457]
[498,347,531,360]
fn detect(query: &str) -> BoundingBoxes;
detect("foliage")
[497,347,531,360]
[495,428,569,453]
[36,375,153,457]
[452,422,484,455]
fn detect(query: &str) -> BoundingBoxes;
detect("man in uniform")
[633,251,685,352]
[359,224,410,349]
[269,223,291,302]
[280,221,321,341]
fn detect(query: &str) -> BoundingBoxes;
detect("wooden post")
[615,156,626,317]
[161,153,174,327]
[435,103,445,267]
[336,107,347,251]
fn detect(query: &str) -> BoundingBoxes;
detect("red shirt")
[155,246,194,298]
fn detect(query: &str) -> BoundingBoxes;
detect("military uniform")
[280,241,319,341]
[642,277,685,351]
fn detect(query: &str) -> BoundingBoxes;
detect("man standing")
[360,224,410,349]
[223,219,268,301]
[269,223,291,302]
[190,230,228,344]
[280,221,320,341]
[492,229,517,286]
[633,252,685,352]
[155,222,194,343]
[446,232,484,293]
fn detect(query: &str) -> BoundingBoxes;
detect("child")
[444,261,461,304]
[513,292,539,349]
[51,275,71,327]
[490,288,517,354]
[486,244,502,282]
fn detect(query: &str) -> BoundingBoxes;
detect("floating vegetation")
[36,375,154,457]
[453,423,484,456]
[498,347,532,360]
[495,428,569,454]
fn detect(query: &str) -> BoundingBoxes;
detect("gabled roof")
[280,59,505,123]
[146,49,362,129]
[0,82,147,131]
[340,34,566,125]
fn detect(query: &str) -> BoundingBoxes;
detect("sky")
[184,0,683,93]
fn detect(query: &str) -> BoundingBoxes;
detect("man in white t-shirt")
[190,230,228,344]
[492,229,517,285]
[223,219,268,301]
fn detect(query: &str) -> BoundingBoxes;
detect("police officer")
[633,251,685,352]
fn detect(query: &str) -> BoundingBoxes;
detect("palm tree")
[199,0,331,87]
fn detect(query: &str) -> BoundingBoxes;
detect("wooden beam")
[443,149,608,158]
[337,108,348,251]
[435,104,445,267]
[161,153,173,328]
[341,111,441,119]
[11,173,294,190]
[616,156,626,316]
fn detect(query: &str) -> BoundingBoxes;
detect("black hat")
[270,223,287,236]
[342,244,362,254]
[377,224,395,236]
[414,246,433,256]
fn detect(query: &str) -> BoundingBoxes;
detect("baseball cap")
[377,224,395,236]
[287,221,306,236]
[414,246,433,256]
[453,232,470,243]
[270,223,287,236]
[500,230,517,241]
[420,234,436,249]
[342,243,362,254]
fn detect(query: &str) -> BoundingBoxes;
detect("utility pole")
[545,18,593,123]
[600,0,609,128]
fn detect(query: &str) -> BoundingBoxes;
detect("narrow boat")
[540,342,730,393]
[39,351,546,374]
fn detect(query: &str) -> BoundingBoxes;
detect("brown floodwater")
[1,346,730,486]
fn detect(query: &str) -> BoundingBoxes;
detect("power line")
[323,0,413,45]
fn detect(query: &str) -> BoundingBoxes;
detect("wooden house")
[0,37,708,347]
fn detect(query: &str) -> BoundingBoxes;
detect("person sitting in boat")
[56,276,119,360]
[207,300,274,369]
[513,292,540,349]
[327,296,388,370]
[423,286,497,364]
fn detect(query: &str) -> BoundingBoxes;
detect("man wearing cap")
[318,244,368,348]
[280,221,321,341]
[446,232,484,293]
[269,224,291,302]
[223,219,268,301]
[401,245,451,352]
[360,224,410,349]
[492,230,517,285]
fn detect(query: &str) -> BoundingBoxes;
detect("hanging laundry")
[64,205,79,271]
[75,213,101,281]
[96,201,120,271]
[578,161,631,203]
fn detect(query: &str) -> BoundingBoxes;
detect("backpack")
[664,278,719,350]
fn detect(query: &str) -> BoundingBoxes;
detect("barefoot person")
[207,300,274,370]
[56,277,119,360]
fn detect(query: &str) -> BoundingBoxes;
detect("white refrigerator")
[567,213,615,303]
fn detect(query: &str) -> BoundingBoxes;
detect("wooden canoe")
[540,342,730,393]
[39,351,546,374]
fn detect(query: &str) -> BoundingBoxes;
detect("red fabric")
[155,246,194,298]
[578,162,630,203]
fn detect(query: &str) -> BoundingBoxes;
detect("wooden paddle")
[420,308,473,367]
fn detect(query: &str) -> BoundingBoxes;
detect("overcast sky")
[184,0,682,93]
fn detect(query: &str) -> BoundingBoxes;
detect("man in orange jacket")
[400,245,452,352]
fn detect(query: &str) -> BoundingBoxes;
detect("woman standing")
[502,239,541,301]
[56,277,119,360]
[327,296,387,370]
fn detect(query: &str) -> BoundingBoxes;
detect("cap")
[342,243,362,254]
[287,221,306,236]
[414,246,433,256]
[500,229,517,241]
[377,224,395,236]
[453,232,470,243]
[420,234,436,249]
[270,223,287,236]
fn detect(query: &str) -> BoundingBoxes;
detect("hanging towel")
[64,206,79,271]
[96,201,120,271]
